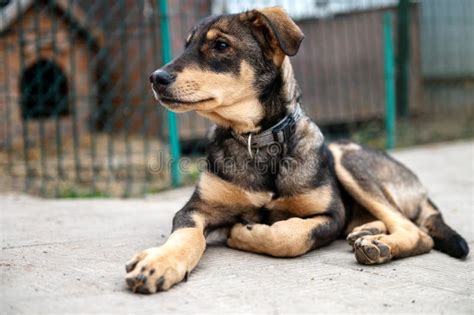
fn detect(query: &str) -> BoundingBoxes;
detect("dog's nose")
[149,69,175,86]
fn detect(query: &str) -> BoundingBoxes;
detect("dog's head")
[150,7,304,133]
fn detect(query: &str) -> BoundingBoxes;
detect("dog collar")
[231,104,303,158]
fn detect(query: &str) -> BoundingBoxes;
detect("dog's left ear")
[244,7,304,60]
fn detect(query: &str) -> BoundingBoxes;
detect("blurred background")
[0,0,473,197]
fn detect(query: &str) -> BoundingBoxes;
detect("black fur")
[425,200,469,258]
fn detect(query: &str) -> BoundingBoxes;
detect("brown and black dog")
[125,7,469,294]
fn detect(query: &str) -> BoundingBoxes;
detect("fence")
[0,0,473,197]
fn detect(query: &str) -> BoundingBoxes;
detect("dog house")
[0,0,103,150]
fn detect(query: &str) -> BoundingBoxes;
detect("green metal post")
[384,13,396,149]
[396,0,410,118]
[159,0,181,187]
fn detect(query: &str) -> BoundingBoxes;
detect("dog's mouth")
[151,85,213,109]
[158,96,213,106]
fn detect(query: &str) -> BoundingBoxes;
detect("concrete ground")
[1,141,473,314]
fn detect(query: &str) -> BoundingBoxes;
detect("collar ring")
[247,133,253,158]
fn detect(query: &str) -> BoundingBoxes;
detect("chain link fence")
[1,0,473,197]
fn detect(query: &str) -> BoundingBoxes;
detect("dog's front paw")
[354,236,392,265]
[125,247,188,294]
[227,223,272,253]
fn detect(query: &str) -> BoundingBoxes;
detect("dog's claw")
[125,261,137,273]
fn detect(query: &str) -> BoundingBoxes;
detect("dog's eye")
[214,40,229,51]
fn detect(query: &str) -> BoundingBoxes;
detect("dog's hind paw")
[354,236,392,265]
[346,229,374,247]
[346,221,387,247]
[347,227,386,248]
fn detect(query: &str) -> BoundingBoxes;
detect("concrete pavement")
[1,141,473,314]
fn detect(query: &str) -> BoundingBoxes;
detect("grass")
[56,186,110,199]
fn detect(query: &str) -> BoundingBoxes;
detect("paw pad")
[354,237,392,265]
[125,248,186,294]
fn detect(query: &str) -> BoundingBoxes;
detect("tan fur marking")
[198,98,264,133]
[164,61,255,107]
[329,143,433,260]
[162,61,263,133]
[266,185,332,217]
[125,214,206,293]
[272,50,285,66]
[206,29,218,40]
[227,216,332,257]
[352,220,387,235]
[281,57,297,100]
[198,172,272,208]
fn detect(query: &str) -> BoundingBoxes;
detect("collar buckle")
[272,114,296,143]
[231,103,303,156]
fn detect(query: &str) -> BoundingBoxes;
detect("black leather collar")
[231,104,303,157]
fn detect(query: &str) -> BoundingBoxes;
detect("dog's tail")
[420,199,469,259]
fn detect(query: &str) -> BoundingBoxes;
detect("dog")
[125,7,469,294]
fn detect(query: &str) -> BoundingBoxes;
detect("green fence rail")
[0,0,472,197]
[384,12,396,150]
[159,0,181,187]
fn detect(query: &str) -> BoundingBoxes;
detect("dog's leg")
[417,198,469,258]
[227,214,342,257]
[346,220,387,247]
[227,182,345,257]
[125,172,272,293]
[125,208,206,294]
[329,142,434,265]
[350,220,432,265]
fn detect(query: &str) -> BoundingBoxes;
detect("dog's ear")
[244,7,304,61]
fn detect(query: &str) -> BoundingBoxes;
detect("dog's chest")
[210,138,326,193]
